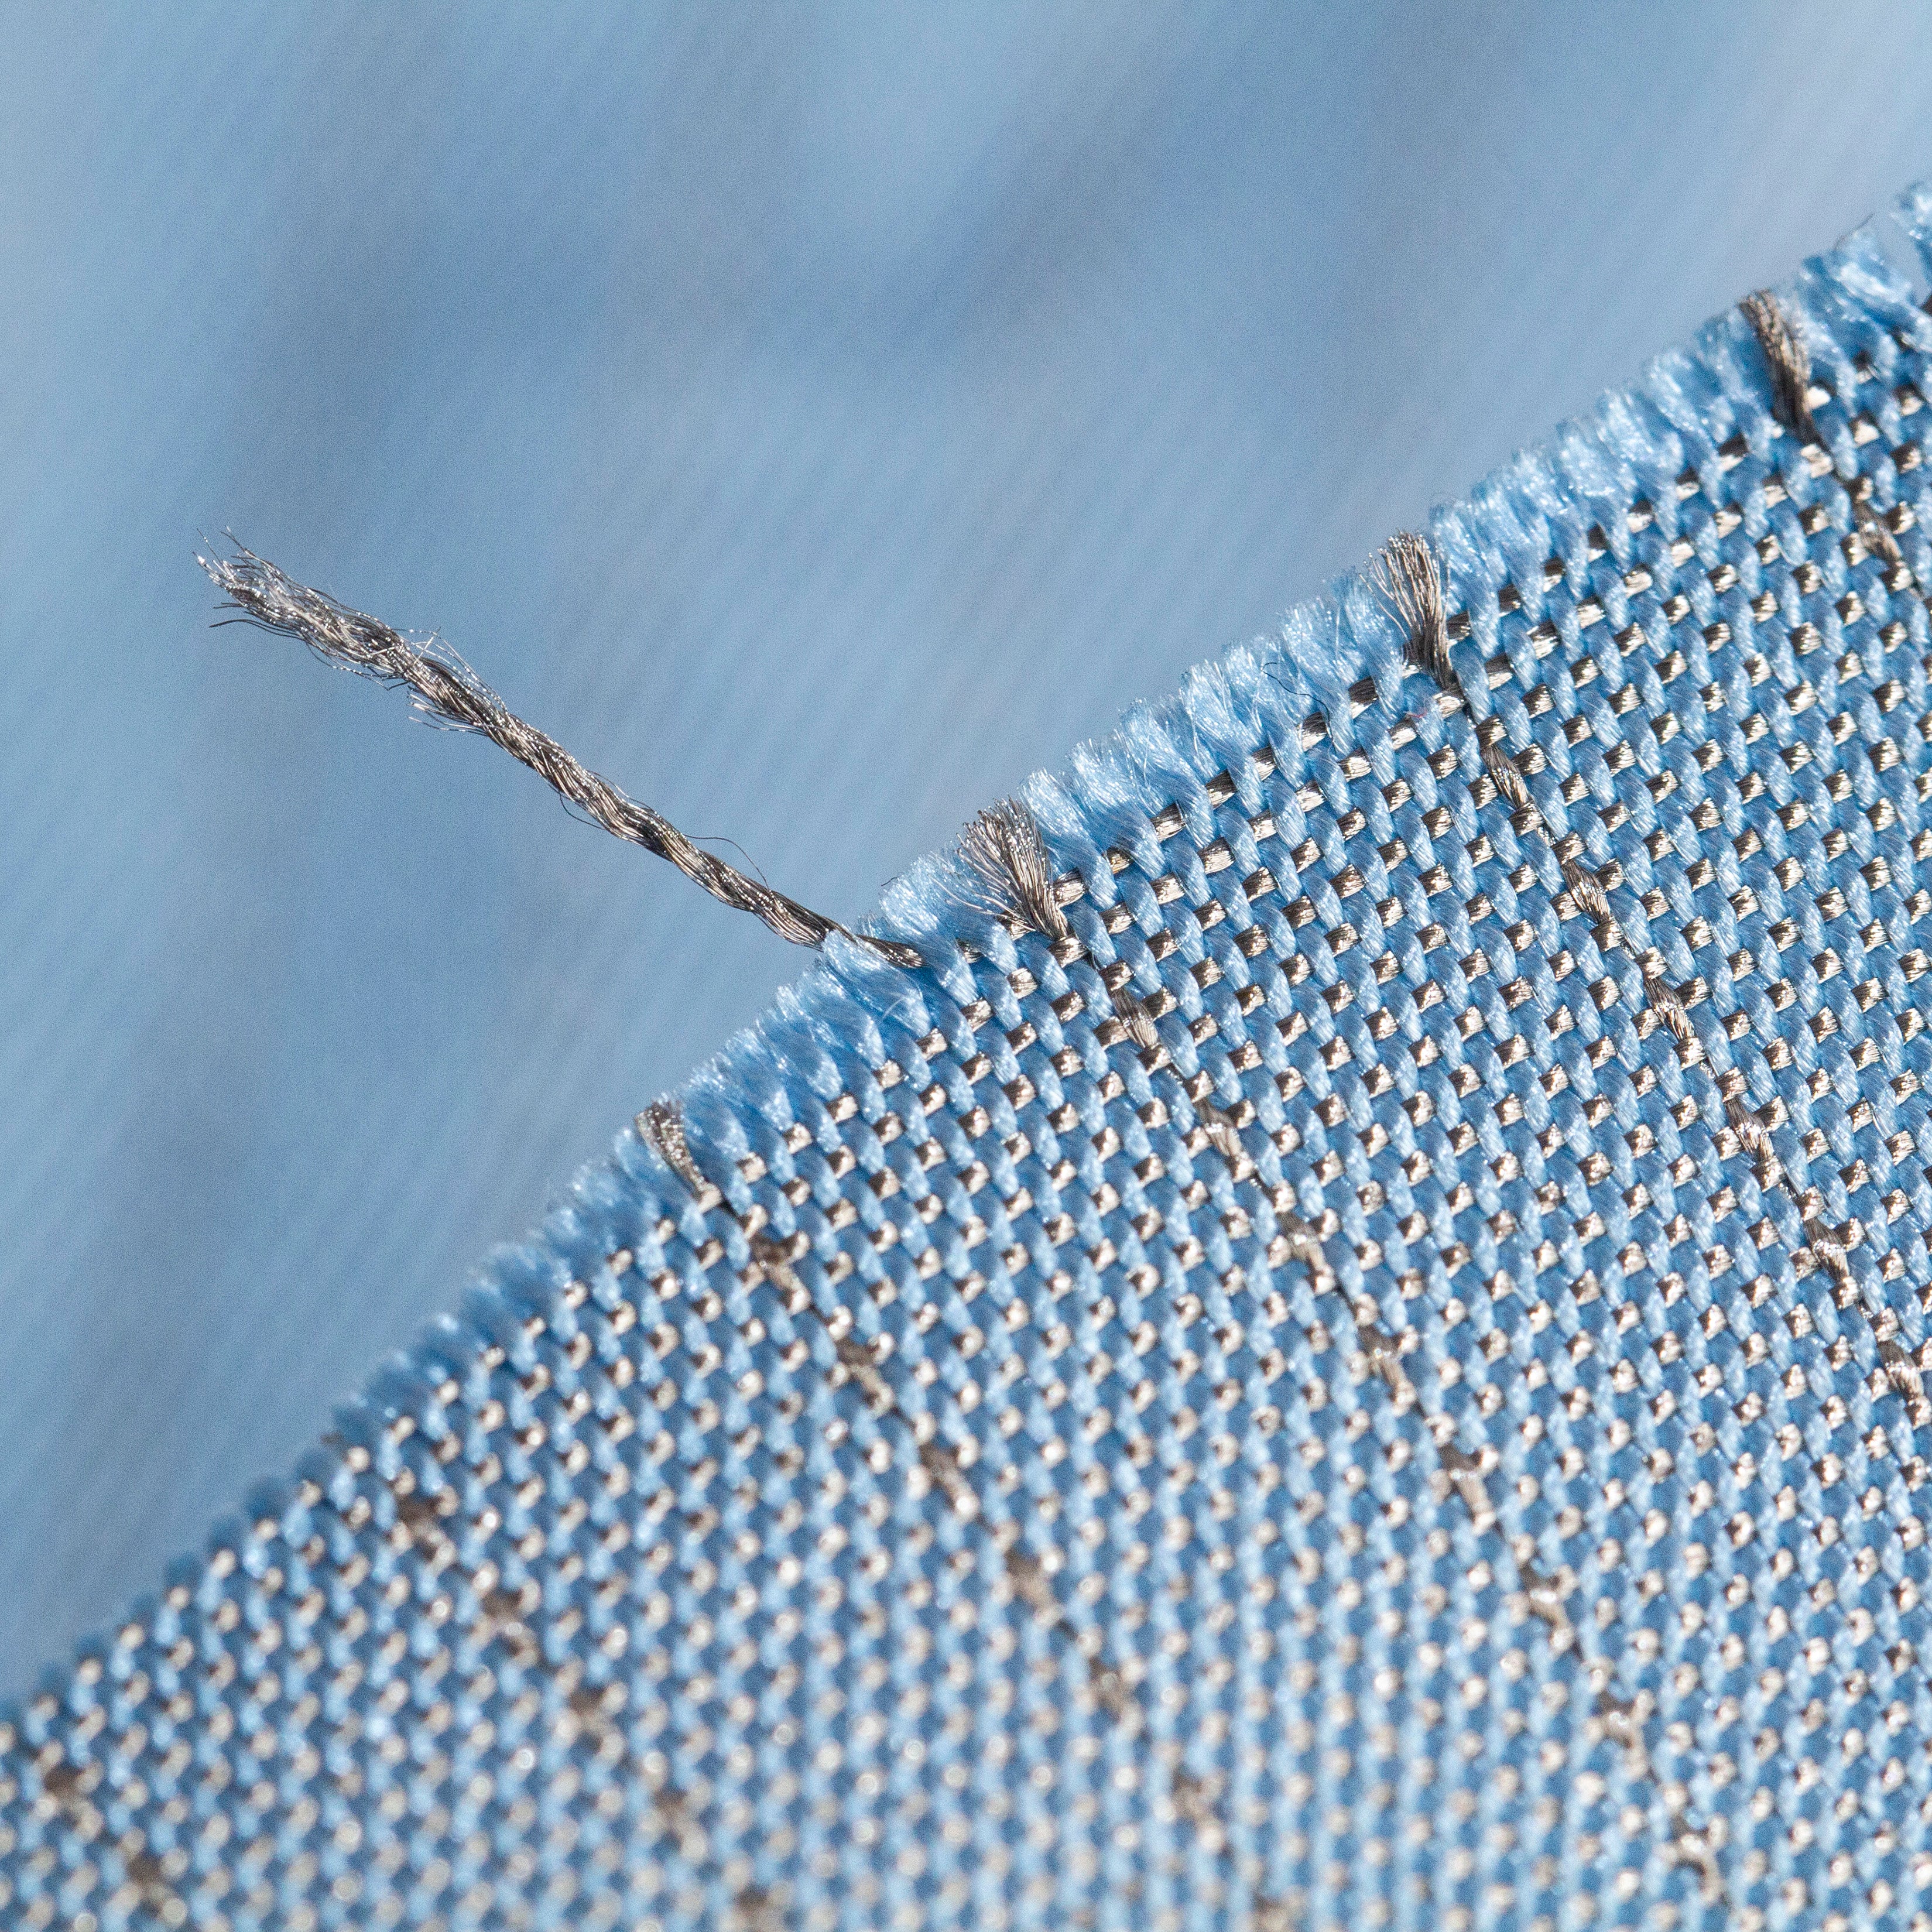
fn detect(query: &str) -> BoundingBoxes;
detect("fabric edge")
[13,176,1932,1719]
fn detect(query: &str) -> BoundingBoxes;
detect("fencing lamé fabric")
[9,191,1932,1932]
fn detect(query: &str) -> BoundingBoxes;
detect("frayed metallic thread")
[201,544,923,971]
[966,788,1159,1051]
[1741,287,1819,448]
[961,796,1163,1051]
[958,798,1070,945]
[636,1098,705,1196]
[1373,527,1460,700]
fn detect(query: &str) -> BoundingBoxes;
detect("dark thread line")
[1366,508,1932,1895]
[1375,530,1906,1386]
[38,1762,183,1921]
[389,1480,762,1920]
[1743,289,1909,572]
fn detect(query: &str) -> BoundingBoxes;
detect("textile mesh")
[11,189,1932,1932]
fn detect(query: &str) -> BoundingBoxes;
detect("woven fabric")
[9,192,1932,1932]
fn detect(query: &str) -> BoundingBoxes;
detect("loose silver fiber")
[957,797,1069,944]
[1373,528,1458,697]
[201,544,923,968]
[1741,288,1818,446]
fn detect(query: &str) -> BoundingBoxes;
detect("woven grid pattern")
[8,199,1932,1932]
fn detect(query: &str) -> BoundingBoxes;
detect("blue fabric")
[8,181,1932,1930]
[11,3,1932,1697]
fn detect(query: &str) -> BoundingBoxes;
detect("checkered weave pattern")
[9,190,1932,1932]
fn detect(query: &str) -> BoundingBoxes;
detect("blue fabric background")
[3,1,1931,1696]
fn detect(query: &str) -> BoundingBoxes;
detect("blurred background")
[3,2,1930,1694]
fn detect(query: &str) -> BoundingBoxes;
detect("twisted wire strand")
[200,544,923,969]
